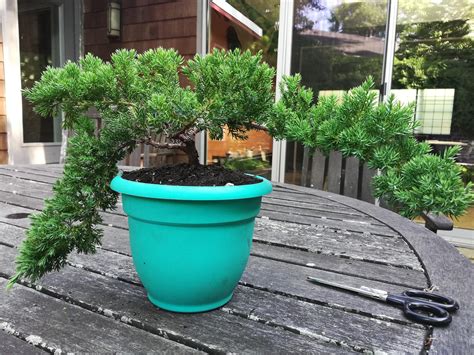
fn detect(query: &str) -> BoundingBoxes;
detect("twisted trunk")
[183,140,200,165]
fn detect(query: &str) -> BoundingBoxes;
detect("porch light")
[107,0,121,38]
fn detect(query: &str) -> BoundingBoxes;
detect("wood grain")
[2,165,468,353]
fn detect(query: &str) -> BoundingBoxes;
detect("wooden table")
[0,165,472,354]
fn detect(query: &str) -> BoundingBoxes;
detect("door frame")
[1,0,81,164]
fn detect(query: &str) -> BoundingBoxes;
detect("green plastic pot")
[110,174,272,313]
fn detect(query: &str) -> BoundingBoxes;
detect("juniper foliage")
[270,75,474,219]
[9,48,275,286]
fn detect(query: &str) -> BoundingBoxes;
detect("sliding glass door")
[284,0,388,184]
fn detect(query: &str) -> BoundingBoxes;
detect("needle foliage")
[269,75,474,219]
[9,48,473,288]
[9,48,275,286]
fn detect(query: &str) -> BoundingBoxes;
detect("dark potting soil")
[122,164,261,186]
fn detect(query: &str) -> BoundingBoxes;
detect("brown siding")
[0,34,7,164]
[83,0,197,60]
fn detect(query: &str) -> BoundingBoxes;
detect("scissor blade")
[307,276,388,301]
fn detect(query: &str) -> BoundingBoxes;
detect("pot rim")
[110,173,273,201]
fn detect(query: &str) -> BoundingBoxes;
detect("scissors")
[307,276,459,326]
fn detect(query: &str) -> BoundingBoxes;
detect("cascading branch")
[268,75,474,219]
[9,48,275,286]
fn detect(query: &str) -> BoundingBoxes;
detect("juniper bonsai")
[268,75,474,219]
[9,48,275,286]
[10,49,473,287]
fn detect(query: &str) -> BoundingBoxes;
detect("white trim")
[2,0,25,164]
[2,0,82,164]
[195,0,210,165]
[381,0,398,99]
[211,0,262,37]
[271,0,294,183]
[21,143,62,147]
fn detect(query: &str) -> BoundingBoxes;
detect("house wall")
[0,33,7,164]
[83,0,197,60]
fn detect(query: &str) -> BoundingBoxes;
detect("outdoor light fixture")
[107,0,121,38]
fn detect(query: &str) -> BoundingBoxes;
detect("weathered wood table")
[0,165,472,354]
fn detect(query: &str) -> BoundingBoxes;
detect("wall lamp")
[107,0,121,38]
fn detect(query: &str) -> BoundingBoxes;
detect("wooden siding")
[0,35,7,164]
[83,0,197,60]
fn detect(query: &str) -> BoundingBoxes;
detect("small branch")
[142,138,185,150]
[249,123,268,131]
[177,126,201,142]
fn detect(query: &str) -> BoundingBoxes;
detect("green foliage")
[183,49,275,140]
[373,147,474,218]
[9,48,275,286]
[393,18,474,138]
[224,158,270,172]
[272,76,474,219]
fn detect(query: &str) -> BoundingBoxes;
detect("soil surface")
[122,164,262,186]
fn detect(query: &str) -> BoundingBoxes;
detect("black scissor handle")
[401,290,459,312]
[403,302,452,326]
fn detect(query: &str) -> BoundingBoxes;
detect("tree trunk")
[182,140,200,165]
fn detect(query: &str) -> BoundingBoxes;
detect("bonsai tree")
[9,48,275,286]
[267,75,474,218]
[9,48,473,288]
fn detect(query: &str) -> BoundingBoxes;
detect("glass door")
[284,0,388,184]
[207,0,280,179]
[19,6,62,144]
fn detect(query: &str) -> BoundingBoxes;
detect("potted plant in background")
[9,48,274,312]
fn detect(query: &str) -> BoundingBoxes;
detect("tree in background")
[393,19,474,139]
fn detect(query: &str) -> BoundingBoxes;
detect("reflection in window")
[208,0,279,179]
[393,0,473,230]
[285,0,387,184]
[19,7,62,143]
[393,0,473,143]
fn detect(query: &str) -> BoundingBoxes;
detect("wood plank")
[0,247,342,354]
[226,286,426,354]
[263,196,366,217]
[0,115,6,133]
[260,203,384,225]
[0,179,398,237]
[326,151,343,194]
[0,151,7,164]
[267,190,360,213]
[360,163,376,204]
[128,144,142,166]
[0,171,375,227]
[0,240,426,353]
[251,242,426,288]
[310,149,326,189]
[343,156,359,198]
[0,133,7,150]
[143,144,150,167]
[0,330,46,354]
[259,209,400,237]
[0,279,199,354]
[0,224,424,324]
[254,219,423,270]
[0,175,373,223]
[300,147,310,186]
[0,218,426,289]
[0,188,407,263]
[0,187,415,270]
[0,169,58,184]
